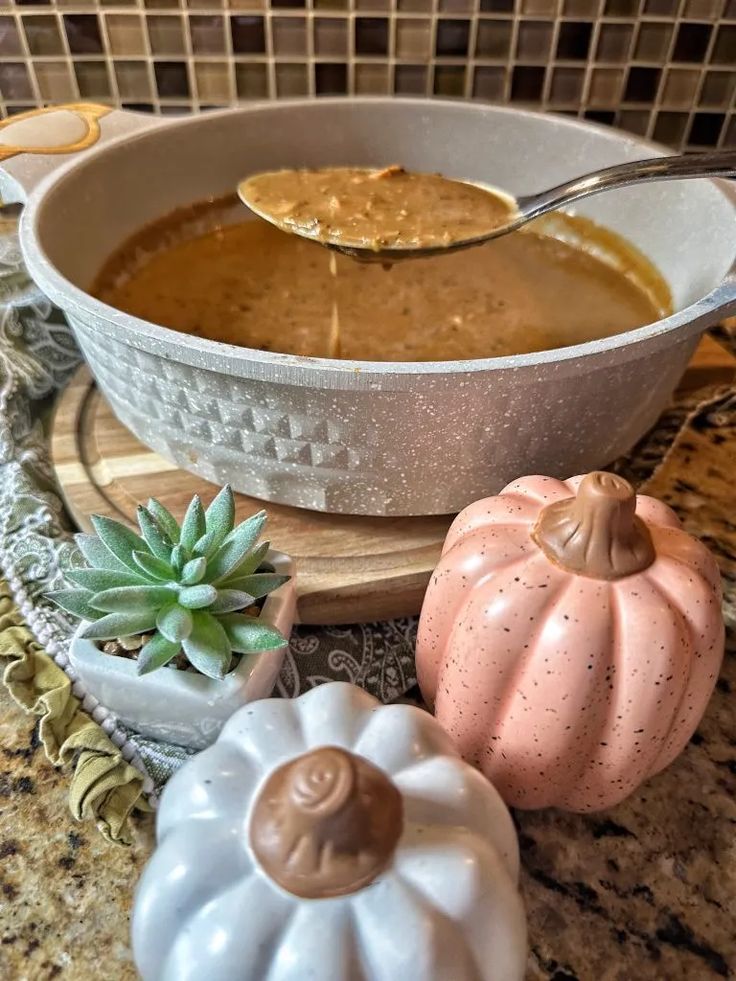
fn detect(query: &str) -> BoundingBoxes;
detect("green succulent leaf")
[90,515,148,574]
[156,604,193,643]
[219,613,288,654]
[217,541,270,585]
[147,499,181,545]
[137,506,173,561]
[192,530,219,559]
[207,511,267,582]
[47,589,102,622]
[181,557,206,585]
[204,485,235,551]
[178,584,218,609]
[65,568,148,592]
[75,534,130,574]
[219,573,289,600]
[90,585,176,613]
[132,551,175,582]
[170,545,187,574]
[182,611,232,679]
[209,589,254,614]
[137,632,181,675]
[180,496,205,553]
[79,611,159,640]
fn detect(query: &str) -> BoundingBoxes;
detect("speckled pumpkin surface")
[417,472,724,811]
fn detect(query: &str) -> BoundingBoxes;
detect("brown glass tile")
[235,62,268,97]
[23,14,64,55]
[143,0,179,7]
[563,0,601,14]
[0,63,32,100]
[106,14,147,56]
[550,66,584,102]
[724,116,736,148]
[596,23,634,62]
[436,19,470,56]
[473,65,505,100]
[229,0,265,6]
[634,23,672,62]
[672,23,712,63]
[190,15,226,54]
[712,26,736,66]
[63,13,103,54]
[604,0,640,13]
[314,18,347,56]
[272,17,307,56]
[661,68,699,107]
[725,0,736,16]
[440,0,474,10]
[643,0,678,12]
[700,70,736,106]
[683,0,720,17]
[521,0,555,11]
[33,61,75,100]
[195,61,232,101]
[355,17,389,55]
[154,60,190,97]
[355,62,390,94]
[516,21,553,61]
[396,19,431,58]
[584,109,615,125]
[689,112,725,145]
[315,0,349,8]
[191,0,225,7]
[270,0,306,9]
[315,62,347,94]
[475,20,512,58]
[5,105,35,116]
[275,62,308,96]
[0,16,21,55]
[397,0,433,9]
[355,0,391,9]
[588,67,624,105]
[556,21,593,60]
[624,66,661,102]
[618,108,650,135]
[394,63,427,94]
[653,111,689,147]
[147,15,185,55]
[75,61,111,99]
[434,64,465,96]
[511,65,545,100]
[115,61,152,100]
[231,15,265,52]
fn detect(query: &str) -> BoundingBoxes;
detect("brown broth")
[94,195,671,362]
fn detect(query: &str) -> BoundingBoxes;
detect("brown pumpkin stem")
[249,746,403,899]
[531,471,655,580]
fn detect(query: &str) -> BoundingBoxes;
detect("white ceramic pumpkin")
[132,682,527,981]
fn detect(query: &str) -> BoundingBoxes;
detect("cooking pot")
[1,100,734,516]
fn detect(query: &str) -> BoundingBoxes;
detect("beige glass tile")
[550,66,585,103]
[618,108,650,135]
[23,14,64,56]
[439,0,474,10]
[355,0,391,9]
[661,68,700,108]
[105,14,147,56]
[396,19,431,58]
[314,18,347,57]
[397,0,433,11]
[195,61,232,100]
[589,67,624,105]
[596,23,634,61]
[115,60,153,100]
[634,22,672,62]
[275,62,308,96]
[272,17,307,56]
[235,62,268,98]
[475,20,512,58]
[563,0,601,14]
[190,15,226,54]
[315,0,350,8]
[33,61,76,102]
[0,16,21,56]
[147,15,185,55]
[0,63,32,101]
[473,65,506,100]
[228,0,266,9]
[355,62,390,94]
[521,0,557,11]
[700,70,736,107]
[683,0,720,16]
[75,60,112,99]
[516,20,553,60]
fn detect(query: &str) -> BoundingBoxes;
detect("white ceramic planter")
[68,550,296,749]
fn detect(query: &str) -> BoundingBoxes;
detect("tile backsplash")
[0,0,734,150]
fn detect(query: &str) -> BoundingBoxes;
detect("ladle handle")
[518,149,736,221]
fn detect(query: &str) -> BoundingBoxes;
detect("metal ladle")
[239,150,736,263]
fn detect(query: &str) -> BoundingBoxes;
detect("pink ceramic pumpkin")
[416,472,724,812]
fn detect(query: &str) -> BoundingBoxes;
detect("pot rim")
[19,98,736,380]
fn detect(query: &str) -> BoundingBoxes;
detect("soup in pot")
[94,194,671,362]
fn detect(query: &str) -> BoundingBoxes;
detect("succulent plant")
[48,486,290,680]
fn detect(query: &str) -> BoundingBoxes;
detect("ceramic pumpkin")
[132,682,527,981]
[417,471,724,812]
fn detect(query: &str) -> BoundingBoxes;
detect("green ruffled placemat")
[0,204,734,847]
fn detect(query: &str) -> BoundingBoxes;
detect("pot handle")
[0,103,161,204]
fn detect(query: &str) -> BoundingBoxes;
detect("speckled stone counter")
[0,387,734,981]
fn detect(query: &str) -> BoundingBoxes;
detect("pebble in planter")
[48,485,296,749]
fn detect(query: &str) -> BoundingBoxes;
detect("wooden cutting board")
[51,337,735,626]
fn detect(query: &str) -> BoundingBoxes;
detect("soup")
[94,195,670,363]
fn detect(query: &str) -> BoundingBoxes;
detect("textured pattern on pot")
[1,101,735,515]
[416,472,724,811]
[132,682,528,981]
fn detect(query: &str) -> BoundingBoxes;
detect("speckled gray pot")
[1,100,735,516]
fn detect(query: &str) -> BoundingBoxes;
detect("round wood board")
[51,366,452,625]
